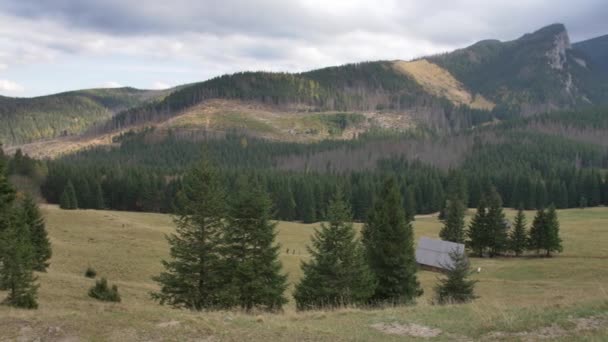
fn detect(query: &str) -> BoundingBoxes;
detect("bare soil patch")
[371,322,442,338]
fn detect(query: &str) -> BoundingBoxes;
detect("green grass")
[0,206,607,341]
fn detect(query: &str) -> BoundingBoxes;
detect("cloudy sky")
[0,0,606,97]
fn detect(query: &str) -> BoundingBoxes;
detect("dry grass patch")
[1,206,607,341]
[394,59,495,110]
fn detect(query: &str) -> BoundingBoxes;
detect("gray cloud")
[0,0,606,96]
[2,0,606,44]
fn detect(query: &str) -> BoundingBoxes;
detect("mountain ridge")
[2,23,608,153]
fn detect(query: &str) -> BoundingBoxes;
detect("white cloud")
[0,0,605,96]
[0,63,6,71]
[150,81,171,89]
[0,79,25,92]
[101,81,123,88]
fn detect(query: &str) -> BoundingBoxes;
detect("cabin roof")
[415,237,465,270]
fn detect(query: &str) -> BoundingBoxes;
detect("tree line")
[440,185,563,258]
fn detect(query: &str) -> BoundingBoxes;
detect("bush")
[88,278,121,302]
[84,267,97,278]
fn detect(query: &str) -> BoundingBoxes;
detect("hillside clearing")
[0,206,607,341]
[393,59,495,110]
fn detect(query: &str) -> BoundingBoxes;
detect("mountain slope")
[573,34,608,74]
[0,87,169,146]
[429,24,608,115]
[96,61,489,138]
[4,24,608,153]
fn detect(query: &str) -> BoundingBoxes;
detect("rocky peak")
[546,27,571,70]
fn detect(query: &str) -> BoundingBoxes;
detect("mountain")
[4,24,608,156]
[98,24,607,137]
[573,34,608,74]
[430,24,608,116]
[0,87,169,146]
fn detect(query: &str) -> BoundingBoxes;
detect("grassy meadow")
[0,205,607,341]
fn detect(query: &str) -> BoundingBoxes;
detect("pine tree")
[439,198,466,243]
[543,205,563,257]
[467,199,487,257]
[151,158,228,310]
[485,188,508,257]
[509,207,528,256]
[59,180,78,210]
[222,178,288,312]
[0,219,39,309]
[362,177,421,305]
[294,189,375,310]
[528,208,546,255]
[21,195,51,271]
[434,250,477,305]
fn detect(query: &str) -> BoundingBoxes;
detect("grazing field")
[1,205,607,341]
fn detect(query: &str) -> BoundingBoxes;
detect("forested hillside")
[4,106,601,223]
[98,62,491,137]
[0,87,168,146]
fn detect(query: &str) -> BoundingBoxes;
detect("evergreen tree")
[528,208,546,255]
[59,180,78,210]
[222,179,288,312]
[509,207,528,256]
[439,198,466,243]
[434,250,477,305]
[21,195,52,271]
[294,189,375,310]
[0,219,39,309]
[467,199,487,257]
[362,177,421,305]
[543,205,563,257]
[485,188,508,257]
[151,158,227,310]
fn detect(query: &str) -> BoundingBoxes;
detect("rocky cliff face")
[546,29,571,70]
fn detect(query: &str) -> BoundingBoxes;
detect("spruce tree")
[294,189,375,310]
[439,198,466,243]
[362,177,421,305]
[510,207,528,256]
[21,195,52,271]
[543,205,563,257]
[467,199,487,257]
[222,179,288,312]
[0,219,39,309]
[151,158,227,310]
[528,208,546,255]
[434,250,477,305]
[485,188,508,257]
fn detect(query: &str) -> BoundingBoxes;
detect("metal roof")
[415,237,465,270]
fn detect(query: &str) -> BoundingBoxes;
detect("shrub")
[84,267,97,278]
[88,278,121,302]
